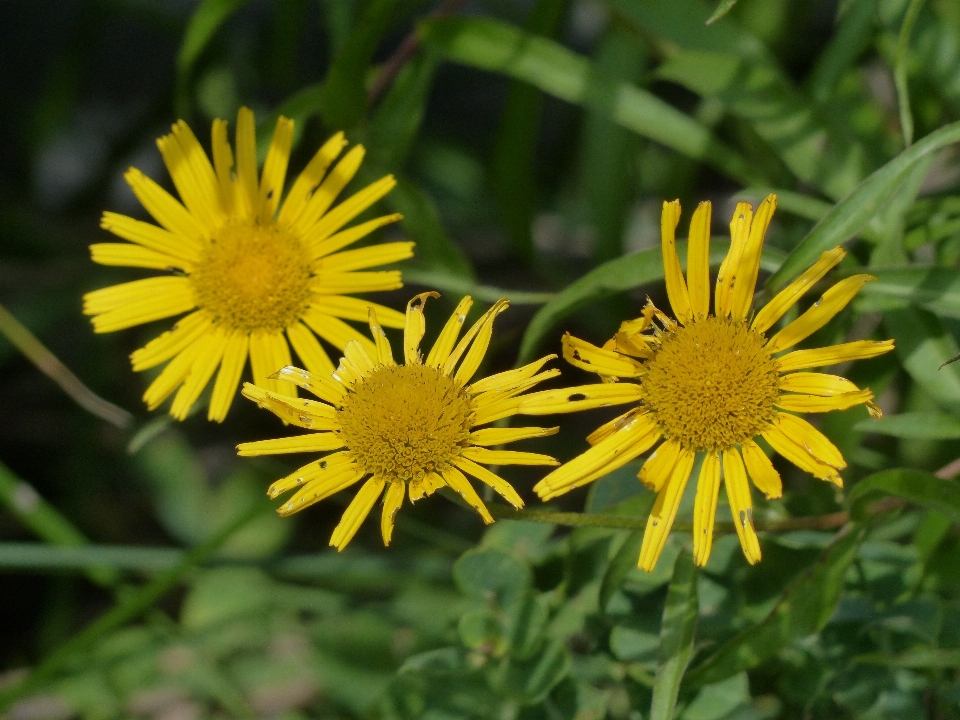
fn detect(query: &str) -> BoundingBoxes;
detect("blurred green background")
[5,0,960,718]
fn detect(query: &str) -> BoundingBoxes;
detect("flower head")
[84,107,413,421]
[520,195,894,571]
[238,293,560,550]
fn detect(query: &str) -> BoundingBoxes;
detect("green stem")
[0,304,132,428]
[894,0,926,147]
[0,499,270,712]
[0,460,119,588]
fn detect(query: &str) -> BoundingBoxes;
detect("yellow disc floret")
[337,364,474,483]
[190,220,312,333]
[641,316,779,451]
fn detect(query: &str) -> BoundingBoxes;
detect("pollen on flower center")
[641,316,779,451]
[190,220,312,332]
[337,364,474,483]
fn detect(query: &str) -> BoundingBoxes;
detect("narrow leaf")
[178,0,253,77]
[859,266,960,319]
[600,530,645,612]
[853,411,960,439]
[418,17,760,185]
[768,120,960,290]
[884,306,960,411]
[846,469,960,525]
[706,0,738,25]
[650,549,699,720]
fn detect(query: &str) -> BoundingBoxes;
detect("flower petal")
[208,329,249,422]
[731,194,776,320]
[237,432,345,456]
[381,481,405,546]
[715,201,753,318]
[426,296,474,369]
[661,200,692,324]
[740,438,782,499]
[441,466,493,524]
[330,476,386,550]
[404,292,439,364]
[723,448,761,565]
[517,383,644,415]
[638,445,695,572]
[776,390,874,413]
[687,200,712,320]
[562,333,646,377]
[453,457,524,509]
[692,450,721,567]
[752,246,845,334]
[776,339,895,372]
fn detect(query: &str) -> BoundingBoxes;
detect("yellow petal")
[272,366,346,404]
[100,211,200,263]
[259,116,295,222]
[249,331,295,395]
[441,467,493,523]
[310,270,403,295]
[311,213,405,261]
[516,382,644,415]
[381,481,405,546]
[305,175,398,248]
[752,246,847,334]
[291,145,365,235]
[661,200,692,324]
[459,447,558,466]
[638,445,695,572]
[740,438,782,499]
[534,414,660,501]
[211,118,235,215]
[90,243,186,271]
[470,369,561,410]
[723,448,761,565]
[208,330,248,422]
[278,132,347,227]
[368,308,395,366]
[692,451,721,567]
[84,277,196,334]
[453,457,524,509]
[468,354,557,396]
[234,107,259,219]
[142,341,203,411]
[761,421,841,484]
[237,433,345,457]
[715,201,753,318]
[302,309,377,357]
[454,299,510,386]
[778,372,862,396]
[123,168,206,242]
[130,311,211,371]
[776,339,895,372]
[330,476,386,550]
[426,296,474,369]
[638,438,682,493]
[268,450,355,497]
[468,426,559,446]
[773,412,846,469]
[686,201,712,320]
[311,295,405,328]
[404,292,439,364]
[241,383,339,430]
[277,466,366,516]
[776,389,874,413]
[157,121,224,232]
[585,409,641,446]
[562,333,646,377]
[730,194,776,321]
[343,339,376,376]
[286,321,335,376]
[317,242,415,273]
[766,275,876,354]
[409,471,445,502]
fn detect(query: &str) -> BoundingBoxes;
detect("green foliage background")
[3,0,960,718]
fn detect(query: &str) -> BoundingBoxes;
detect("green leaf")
[705,0,739,25]
[684,526,865,688]
[177,0,254,77]
[418,17,761,185]
[518,241,786,363]
[180,567,271,630]
[491,0,570,261]
[682,672,750,720]
[853,411,960,439]
[808,0,876,103]
[453,547,532,607]
[367,52,440,172]
[489,640,571,704]
[768,120,960,290]
[859,266,960,319]
[854,648,960,668]
[599,530,645,612]
[458,608,504,652]
[650,549,699,720]
[846,469,960,525]
[884,306,960,411]
[615,0,865,200]
[320,0,398,129]
[504,590,549,659]
[387,177,474,279]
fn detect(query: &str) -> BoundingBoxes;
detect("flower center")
[190,220,312,333]
[641,316,779,452]
[337,364,474,483]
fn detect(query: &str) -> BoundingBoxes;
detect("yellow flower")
[237,293,560,550]
[519,195,894,571]
[84,107,413,422]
